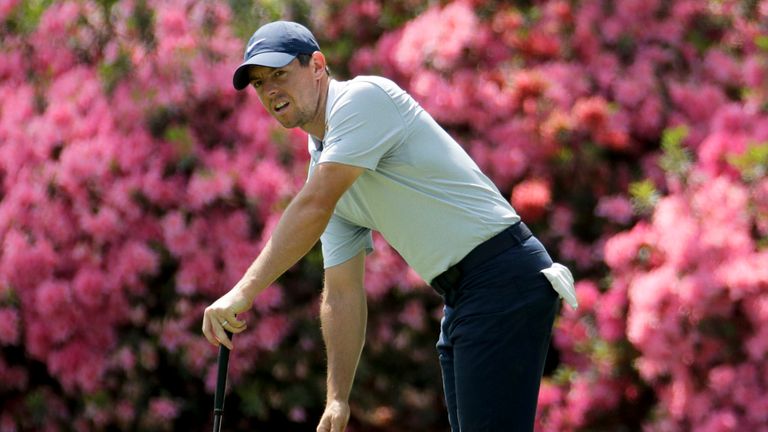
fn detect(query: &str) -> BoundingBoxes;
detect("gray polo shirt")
[308,76,519,283]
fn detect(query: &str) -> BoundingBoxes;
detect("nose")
[263,80,279,98]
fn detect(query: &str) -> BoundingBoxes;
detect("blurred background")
[1,0,767,430]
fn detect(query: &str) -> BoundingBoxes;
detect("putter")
[212,331,233,432]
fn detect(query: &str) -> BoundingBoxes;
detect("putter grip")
[213,331,232,432]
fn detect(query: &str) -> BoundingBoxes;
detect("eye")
[251,79,262,89]
[274,70,285,78]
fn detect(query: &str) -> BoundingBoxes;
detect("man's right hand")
[202,286,251,349]
[316,400,351,432]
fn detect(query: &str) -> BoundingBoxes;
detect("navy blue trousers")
[437,236,559,432]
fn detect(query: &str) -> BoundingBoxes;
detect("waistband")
[430,221,533,298]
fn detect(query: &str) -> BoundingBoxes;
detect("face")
[248,56,325,133]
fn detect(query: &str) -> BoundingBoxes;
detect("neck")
[303,76,330,141]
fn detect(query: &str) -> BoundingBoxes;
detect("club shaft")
[212,331,232,432]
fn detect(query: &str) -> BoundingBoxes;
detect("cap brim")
[232,52,297,90]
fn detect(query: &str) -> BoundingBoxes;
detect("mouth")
[273,101,290,114]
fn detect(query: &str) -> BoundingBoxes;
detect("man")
[202,21,577,432]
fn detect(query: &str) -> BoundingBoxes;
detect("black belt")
[430,222,533,301]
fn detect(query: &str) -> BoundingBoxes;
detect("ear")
[310,51,327,78]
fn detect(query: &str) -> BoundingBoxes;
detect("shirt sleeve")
[321,213,374,268]
[318,81,404,170]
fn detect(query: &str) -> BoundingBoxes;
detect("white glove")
[540,263,578,309]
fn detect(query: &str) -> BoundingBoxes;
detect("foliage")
[1,0,767,431]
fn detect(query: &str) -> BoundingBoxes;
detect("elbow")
[293,191,336,225]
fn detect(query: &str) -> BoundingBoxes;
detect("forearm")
[321,255,367,403]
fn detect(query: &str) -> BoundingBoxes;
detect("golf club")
[212,331,233,432]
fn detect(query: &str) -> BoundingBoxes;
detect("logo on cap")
[246,38,266,55]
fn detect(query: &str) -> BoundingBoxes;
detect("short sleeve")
[319,82,404,170]
[321,213,374,268]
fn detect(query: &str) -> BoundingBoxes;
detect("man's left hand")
[316,399,351,432]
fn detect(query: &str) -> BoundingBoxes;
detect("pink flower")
[0,0,21,20]
[595,195,634,224]
[540,63,590,109]
[156,8,187,39]
[626,266,676,345]
[511,178,551,222]
[746,326,768,361]
[0,308,19,346]
[537,380,563,407]
[612,76,648,107]
[559,237,596,270]
[252,314,291,351]
[708,366,736,396]
[595,289,626,342]
[652,196,699,269]
[483,124,531,185]
[704,49,742,86]
[518,29,561,59]
[175,252,216,296]
[699,410,738,432]
[697,132,747,178]
[603,222,651,270]
[160,320,189,353]
[634,95,664,138]
[253,284,283,313]
[79,206,120,244]
[398,300,426,331]
[289,407,307,423]
[595,126,630,151]
[511,71,548,105]
[364,237,407,301]
[574,281,600,311]
[239,160,291,217]
[148,397,180,421]
[35,279,71,317]
[1,230,57,291]
[668,82,726,126]
[743,55,767,88]
[72,267,105,310]
[394,0,478,72]
[112,241,158,292]
[409,70,468,124]
[349,46,377,75]
[112,346,136,371]
[162,211,197,257]
[115,400,135,426]
[221,239,260,287]
[572,96,609,131]
[47,340,106,393]
[188,170,233,209]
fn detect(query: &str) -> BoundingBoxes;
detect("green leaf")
[727,141,768,182]
[99,51,132,95]
[659,125,692,177]
[552,366,577,385]
[238,382,269,419]
[3,0,54,34]
[629,180,660,215]
[165,125,193,153]
[756,35,768,52]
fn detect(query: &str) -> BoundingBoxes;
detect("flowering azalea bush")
[0,0,313,429]
[352,0,768,430]
[0,0,766,430]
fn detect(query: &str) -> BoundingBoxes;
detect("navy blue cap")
[232,21,320,90]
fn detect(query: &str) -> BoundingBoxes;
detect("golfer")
[202,21,576,432]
